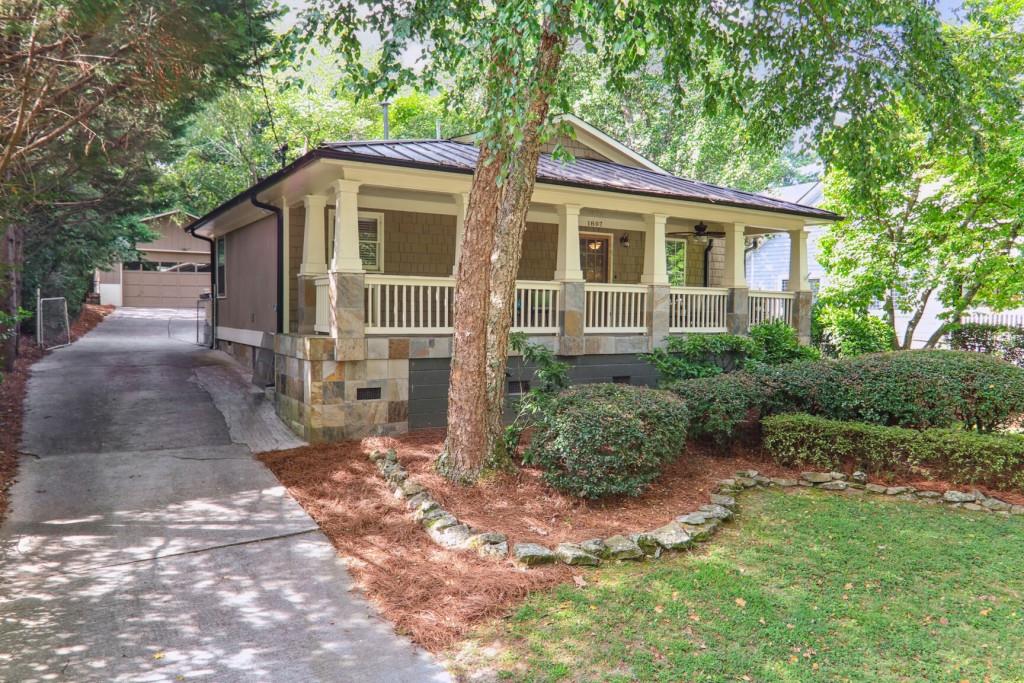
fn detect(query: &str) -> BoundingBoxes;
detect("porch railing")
[313,276,330,334]
[749,290,794,327]
[363,275,560,335]
[669,286,729,333]
[584,283,648,333]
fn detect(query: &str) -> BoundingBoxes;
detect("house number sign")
[582,219,604,228]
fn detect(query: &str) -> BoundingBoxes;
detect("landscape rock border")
[368,449,1024,569]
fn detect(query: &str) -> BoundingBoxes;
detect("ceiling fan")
[665,221,726,240]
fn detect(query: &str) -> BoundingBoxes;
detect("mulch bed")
[259,431,804,651]
[388,429,803,546]
[260,428,1024,652]
[0,303,113,520]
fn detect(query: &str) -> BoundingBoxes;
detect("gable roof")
[451,114,668,174]
[320,139,839,221]
[761,181,824,207]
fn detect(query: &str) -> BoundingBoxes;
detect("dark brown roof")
[321,139,838,221]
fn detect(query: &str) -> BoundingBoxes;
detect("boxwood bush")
[763,413,1024,490]
[664,372,771,446]
[757,350,1024,431]
[527,383,689,499]
[667,350,1024,445]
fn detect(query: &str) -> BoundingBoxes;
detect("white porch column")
[554,203,584,281]
[299,194,327,275]
[641,213,669,285]
[723,222,748,288]
[788,228,810,291]
[788,227,813,344]
[330,179,363,273]
[451,192,468,276]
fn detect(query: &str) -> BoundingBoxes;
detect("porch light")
[587,240,603,251]
[619,233,630,248]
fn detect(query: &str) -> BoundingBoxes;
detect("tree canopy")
[819,0,1024,348]
[292,0,967,482]
[0,0,277,368]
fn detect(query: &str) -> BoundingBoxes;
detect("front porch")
[271,180,815,443]
[287,183,813,345]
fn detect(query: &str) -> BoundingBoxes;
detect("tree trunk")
[439,0,571,482]
[437,143,505,482]
[1,224,21,372]
[902,287,933,349]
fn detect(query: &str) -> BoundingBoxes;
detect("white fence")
[584,283,648,333]
[363,275,560,335]
[314,276,331,334]
[962,312,1024,329]
[749,290,794,327]
[669,286,729,333]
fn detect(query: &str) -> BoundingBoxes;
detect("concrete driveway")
[0,308,450,682]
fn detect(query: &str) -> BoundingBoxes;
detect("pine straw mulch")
[0,303,114,521]
[392,429,804,546]
[258,431,805,651]
[259,428,1024,651]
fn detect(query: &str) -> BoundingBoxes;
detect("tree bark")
[483,5,571,461]
[1,224,21,372]
[437,143,505,481]
[439,0,571,482]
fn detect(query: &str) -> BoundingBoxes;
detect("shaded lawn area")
[457,489,1024,682]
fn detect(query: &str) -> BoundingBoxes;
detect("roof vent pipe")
[381,101,391,140]
[435,118,442,140]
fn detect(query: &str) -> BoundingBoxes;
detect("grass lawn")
[460,489,1024,682]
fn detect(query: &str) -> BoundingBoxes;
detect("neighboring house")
[185,115,837,442]
[95,210,210,308]
[749,181,1024,346]
[746,182,828,295]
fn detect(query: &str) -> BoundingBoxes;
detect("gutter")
[188,229,217,349]
[703,238,714,288]
[250,195,284,335]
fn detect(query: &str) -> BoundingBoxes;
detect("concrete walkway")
[0,308,450,682]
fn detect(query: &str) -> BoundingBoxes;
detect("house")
[746,182,828,295]
[185,116,838,442]
[746,181,1024,346]
[95,210,210,308]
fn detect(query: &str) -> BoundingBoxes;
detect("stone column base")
[726,287,749,336]
[791,290,814,345]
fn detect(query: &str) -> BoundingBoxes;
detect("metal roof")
[321,139,839,221]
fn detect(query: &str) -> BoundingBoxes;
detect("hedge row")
[763,413,1024,491]
[666,350,1024,445]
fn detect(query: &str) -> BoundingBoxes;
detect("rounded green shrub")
[527,383,689,499]
[665,372,770,445]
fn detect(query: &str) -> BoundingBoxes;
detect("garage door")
[123,267,211,308]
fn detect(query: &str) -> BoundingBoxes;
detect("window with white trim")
[358,212,383,272]
[666,239,687,286]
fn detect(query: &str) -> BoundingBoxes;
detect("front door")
[579,235,610,283]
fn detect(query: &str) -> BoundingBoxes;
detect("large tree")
[819,0,1024,349]
[155,51,473,214]
[0,0,275,369]
[560,53,816,193]
[296,0,960,482]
